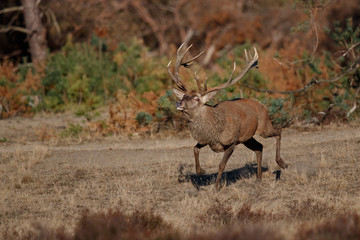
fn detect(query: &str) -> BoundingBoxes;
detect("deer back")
[188,99,269,147]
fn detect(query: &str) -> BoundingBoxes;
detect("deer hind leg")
[194,143,206,174]
[244,137,263,180]
[215,145,235,191]
[261,123,288,169]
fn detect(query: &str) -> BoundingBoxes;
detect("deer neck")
[188,106,224,144]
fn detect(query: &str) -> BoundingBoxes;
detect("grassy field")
[1,114,360,239]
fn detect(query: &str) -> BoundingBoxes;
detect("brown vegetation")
[1,120,360,239]
[1,1,360,239]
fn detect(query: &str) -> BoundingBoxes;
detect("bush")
[136,112,153,126]
[60,123,83,138]
[74,209,172,240]
[0,37,170,116]
[3,209,172,240]
[42,41,119,111]
[261,97,292,127]
[155,90,178,122]
[296,214,360,240]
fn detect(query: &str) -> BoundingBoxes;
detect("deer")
[168,41,288,190]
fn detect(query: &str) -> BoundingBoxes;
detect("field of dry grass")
[1,114,360,239]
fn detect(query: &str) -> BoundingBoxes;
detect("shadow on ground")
[178,163,274,189]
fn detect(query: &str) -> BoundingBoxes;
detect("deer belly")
[209,143,225,152]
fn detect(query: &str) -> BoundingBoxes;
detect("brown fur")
[170,41,287,190]
[174,91,288,190]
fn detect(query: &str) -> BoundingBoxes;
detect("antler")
[169,41,258,95]
[204,47,258,94]
[168,41,205,93]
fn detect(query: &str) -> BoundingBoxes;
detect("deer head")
[168,40,258,120]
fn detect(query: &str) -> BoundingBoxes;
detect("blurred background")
[0,0,359,135]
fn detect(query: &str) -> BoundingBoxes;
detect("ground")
[1,113,360,239]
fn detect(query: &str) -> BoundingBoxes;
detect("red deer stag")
[168,41,288,190]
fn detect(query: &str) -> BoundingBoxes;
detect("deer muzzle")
[176,101,184,111]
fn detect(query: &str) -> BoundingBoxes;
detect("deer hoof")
[196,168,206,175]
[276,158,288,169]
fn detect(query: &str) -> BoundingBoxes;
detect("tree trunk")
[21,0,47,63]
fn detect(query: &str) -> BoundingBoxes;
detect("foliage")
[0,60,40,118]
[1,10,360,133]
[327,18,360,49]
[323,18,360,113]
[0,37,169,118]
[260,97,292,126]
[42,41,119,111]
[155,90,178,123]
[60,123,83,138]
[114,38,169,94]
[136,112,153,126]
[296,214,360,240]
[74,209,172,240]
[74,107,100,122]
[272,16,360,122]
[9,208,360,240]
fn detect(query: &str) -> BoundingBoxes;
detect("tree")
[20,0,47,63]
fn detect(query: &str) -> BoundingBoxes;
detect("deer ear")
[201,91,218,103]
[173,88,185,99]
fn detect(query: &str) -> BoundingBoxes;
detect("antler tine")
[193,70,203,93]
[181,49,206,68]
[174,44,193,78]
[167,60,187,92]
[177,41,187,54]
[228,46,258,85]
[204,47,259,94]
[227,62,237,84]
[244,49,248,62]
[169,40,207,93]
[203,76,208,92]
[168,41,192,93]
[253,46,258,61]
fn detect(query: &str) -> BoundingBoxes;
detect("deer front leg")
[261,126,288,169]
[215,145,235,190]
[194,143,206,174]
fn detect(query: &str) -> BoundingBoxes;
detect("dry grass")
[1,124,360,239]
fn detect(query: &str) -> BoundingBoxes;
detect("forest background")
[0,0,360,136]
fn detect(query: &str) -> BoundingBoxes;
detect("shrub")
[154,89,184,130]
[136,112,153,126]
[74,209,172,240]
[0,37,170,116]
[197,200,234,226]
[260,97,292,127]
[296,214,360,240]
[60,123,83,138]
[114,38,169,94]
[3,209,172,240]
[187,226,284,240]
[42,42,118,111]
